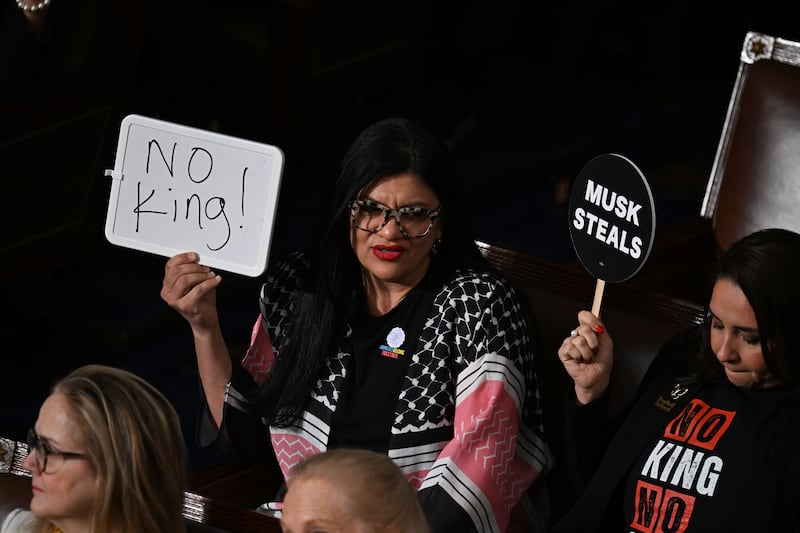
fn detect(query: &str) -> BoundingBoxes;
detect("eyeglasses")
[350,199,440,238]
[27,429,90,474]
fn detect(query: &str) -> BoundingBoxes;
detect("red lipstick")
[372,245,405,261]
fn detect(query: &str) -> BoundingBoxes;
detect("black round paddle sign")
[568,154,655,283]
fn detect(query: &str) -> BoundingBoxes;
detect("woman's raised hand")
[557,310,615,405]
[160,252,223,333]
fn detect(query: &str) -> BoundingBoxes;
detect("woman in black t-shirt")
[555,228,800,532]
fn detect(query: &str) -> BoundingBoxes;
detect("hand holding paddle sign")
[568,154,656,315]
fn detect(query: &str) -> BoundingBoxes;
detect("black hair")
[696,227,800,385]
[253,117,488,424]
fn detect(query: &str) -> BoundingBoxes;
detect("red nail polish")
[594,324,604,334]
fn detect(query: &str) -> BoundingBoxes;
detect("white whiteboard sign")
[104,114,283,277]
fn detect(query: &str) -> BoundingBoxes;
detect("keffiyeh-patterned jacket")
[213,252,553,532]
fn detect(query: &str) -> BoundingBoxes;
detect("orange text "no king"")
[663,399,735,451]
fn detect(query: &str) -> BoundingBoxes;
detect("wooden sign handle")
[592,278,605,317]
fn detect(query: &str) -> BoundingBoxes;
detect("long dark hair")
[254,117,487,425]
[696,228,800,385]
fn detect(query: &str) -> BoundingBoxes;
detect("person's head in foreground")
[280,448,430,533]
[699,227,800,388]
[19,364,188,533]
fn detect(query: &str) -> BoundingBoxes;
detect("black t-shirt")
[329,276,436,453]
[622,380,794,532]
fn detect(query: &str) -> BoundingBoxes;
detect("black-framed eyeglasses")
[27,428,90,474]
[349,199,440,238]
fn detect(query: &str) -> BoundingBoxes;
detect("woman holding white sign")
[555,228,800,532]
[160,117,553,533]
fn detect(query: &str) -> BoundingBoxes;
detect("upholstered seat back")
[702,31,800,251]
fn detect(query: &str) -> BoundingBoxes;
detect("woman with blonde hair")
[281,448,430,533]
[1,364,188,533]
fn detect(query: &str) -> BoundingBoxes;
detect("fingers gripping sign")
[559,311,615,404]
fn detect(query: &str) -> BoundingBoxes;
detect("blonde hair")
[28,364,188,533]
[287,448,430,533]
